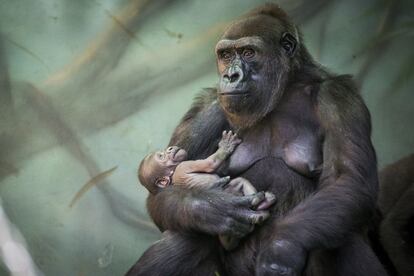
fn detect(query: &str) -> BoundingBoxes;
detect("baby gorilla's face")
[139,146,188,192]
[154,146,188,170]
[150,146,188,189]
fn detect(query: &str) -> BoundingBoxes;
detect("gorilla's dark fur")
[371,154,414,276]
[127,4,388,276]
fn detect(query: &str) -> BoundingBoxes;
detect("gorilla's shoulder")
[317,74,362,107]
[181,88,220,122]
[193,88,219,107]
[170,87,227,154]
[317,74,371,131]
[320,74,358,96]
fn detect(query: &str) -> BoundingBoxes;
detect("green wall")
[0,0,413,275]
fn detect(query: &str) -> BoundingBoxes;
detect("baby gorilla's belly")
[181,173,221,188]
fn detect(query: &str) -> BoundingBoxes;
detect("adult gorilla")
[127,4,387,276]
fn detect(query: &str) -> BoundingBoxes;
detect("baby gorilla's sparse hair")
[138,153,166,194]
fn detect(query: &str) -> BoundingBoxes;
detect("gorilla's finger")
[229,208,270,225]
[232,192,265,207]
[231,222,254,237]
[209,176,231,189]
[220,217,253,237]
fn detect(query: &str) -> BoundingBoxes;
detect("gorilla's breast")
[239,157,317,206]
[224,88,323,193]
[226,115,322,179]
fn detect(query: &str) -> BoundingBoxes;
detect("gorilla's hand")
[256,239,307,276]
[189,189,270,237]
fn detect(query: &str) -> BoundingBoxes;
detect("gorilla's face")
[215,36,268,114]
[215,15,298,128]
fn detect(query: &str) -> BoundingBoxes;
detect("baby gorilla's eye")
[243,48,255,59]
[157,152,166,160]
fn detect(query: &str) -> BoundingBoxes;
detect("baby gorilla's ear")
[155,176,171,188]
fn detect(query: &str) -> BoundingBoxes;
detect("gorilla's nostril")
[223,72,240,83]
[230,73,240,83]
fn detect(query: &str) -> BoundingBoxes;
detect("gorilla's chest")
[225,109,323,180]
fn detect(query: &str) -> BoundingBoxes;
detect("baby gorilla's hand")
[219,130,242,153]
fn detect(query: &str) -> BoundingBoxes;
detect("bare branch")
[356,0,401,83]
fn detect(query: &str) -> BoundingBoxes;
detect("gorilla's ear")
[155,176,171,188]
[280,32,297,57]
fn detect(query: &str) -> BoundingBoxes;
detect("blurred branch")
[0,33,20,179]
[385,51,414,96]
[44,0,178,87]
[0,20,226,232]
[3,35,50,73]
[23,83,158,234]
[356,0,401,83]
[49,21,225,133]
[0,19,229,234]
[315,4,334,60]
[93,0,140,40]
[0,33,12,121]
[69,166,118,208]
[280,0,334,24]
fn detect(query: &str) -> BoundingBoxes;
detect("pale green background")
[0,0,413,275]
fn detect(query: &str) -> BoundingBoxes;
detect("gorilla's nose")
[166,146,179,156]
[224,66,243,84]
[224,72,240,83]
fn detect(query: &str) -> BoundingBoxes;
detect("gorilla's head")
[215,4,303,129]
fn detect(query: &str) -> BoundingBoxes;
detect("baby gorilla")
[138,130,275,250]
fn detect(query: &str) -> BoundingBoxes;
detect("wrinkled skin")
[127,4,387,276]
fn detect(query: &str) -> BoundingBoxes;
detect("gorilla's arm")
[258,76,379,273]
[147,186,266,235]
[146,89,268,236]
[278,76,378,247]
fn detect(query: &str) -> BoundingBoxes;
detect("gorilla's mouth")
[219,90,249,96]
[219,80,250,96]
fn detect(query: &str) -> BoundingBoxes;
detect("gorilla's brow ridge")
[215,36,265,53]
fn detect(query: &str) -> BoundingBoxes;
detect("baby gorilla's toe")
[256,192,276,211]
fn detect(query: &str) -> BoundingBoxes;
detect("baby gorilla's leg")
[228,177,276,210]
[219,178,276,251]
[218,178,254,251]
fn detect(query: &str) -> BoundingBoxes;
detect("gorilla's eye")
[219,50,233,61]
[242,48,255,59]
[157,152,165,161]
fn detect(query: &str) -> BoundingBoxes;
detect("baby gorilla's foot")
[210,176,231,189]
[218,130,242,153]
[256,192,276,211]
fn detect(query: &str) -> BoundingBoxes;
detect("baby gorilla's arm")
[177,130,241,174]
